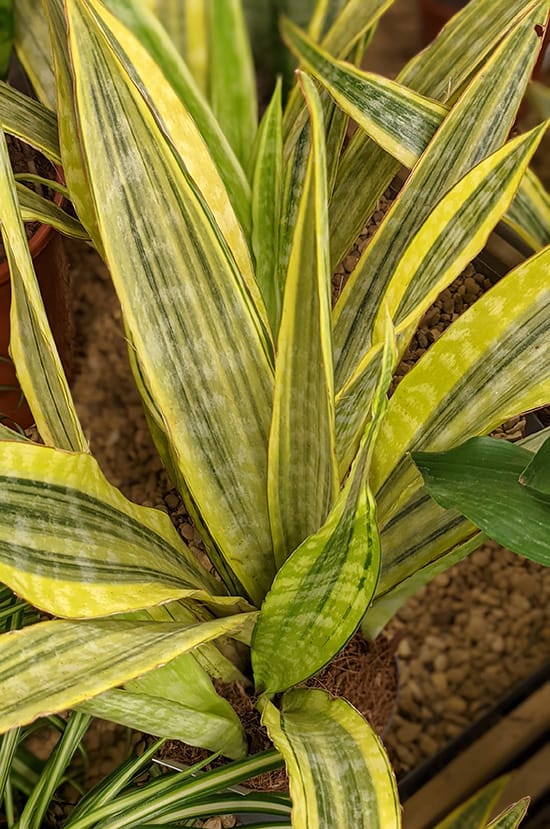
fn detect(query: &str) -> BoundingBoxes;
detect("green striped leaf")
[0,127,86,452]
[413,437,550,566]
[433,778,510,829]
[16,182,88,239]
[209,0,257,171]
[0,441,249,618]
[334,124,546,474]
[487,800,529,828]
[151,0,209,95]
[13,0,56,109]
[0,613,256,734]
[63,0,276,605]
[333,4,549,394]
[267,72,337,568]
[329,0,548,267]
[505,166,550,250]
[78,662,247,759]
[521,434,550,495]
[251,78,283,332]
[260,690,400,829]
[254,325,394,693]
[0,82,60,163]
[372,248,550,525]
[103,0,251,239]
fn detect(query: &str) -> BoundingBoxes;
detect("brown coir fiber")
[157,632,398,793]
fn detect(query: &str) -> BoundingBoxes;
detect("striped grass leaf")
[15,183,88,240]
[260,690,400,829]
[413,437,550,566]
[333,3,549,393]
[0,82,60,163]
[371,247,550,525]
[267,72,337,568]
[504,165,550,250]
[103,0,251,240]
[0,127,86,452]
[433,778,510,829]
[0,613,256,734]
[209,0,257,171]
[62,0,276,605]
[253,326,395,693]
[63,751,287,829]
[334,125,546,474]
[13,0,56,109]
[0,441,250,618]
[251,78,283,332]
[0,0,13,80]
[487,800,529,828]
[329,0,547,267]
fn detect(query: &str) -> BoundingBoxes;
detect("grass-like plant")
[0,0,549,825]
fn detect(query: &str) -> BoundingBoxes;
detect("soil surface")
[22,0,550,804]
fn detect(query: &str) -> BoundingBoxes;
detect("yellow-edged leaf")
[13,0,56,109]
[0,613,256,733]
[62,0,276,605]
[0,441,250,618]
[260,690,400,829]
[0,81,60,163]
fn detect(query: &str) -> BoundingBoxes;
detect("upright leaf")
[520,434,550,495]
[260,690,400,829]
[209,0,257,170]
[433,778,510,829]
[413,437,550,566]
[0,127,86,451]
[251,78,283,331]
[254,325,394,693]
[0,614,256,734]
[62,0,276,604]
[487,800,529,828]
[13,0,56,109]
[267,72,337,568]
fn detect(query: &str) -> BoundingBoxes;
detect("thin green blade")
[433,778,509,829]
[487,800,530,828]
[520,434,550,495]
[260,689,400,829]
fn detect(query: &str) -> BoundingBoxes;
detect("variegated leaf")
[267,72,337,568]
[15,182,88,239]
[487,800,529,828]
[433,778,510,829]
[209,0,257,171]
[13,0,56,109]
[335,125,546,474]
[0,127,86,452]
[0,613,256,733]
[333,4,549,393]
[103,0,251,238]
[153,0,209,95]
[251,78,283,332]
[329,0,548,267]
[253,325,394,693]
[260,690,400,829]
[0,81,60,163]
[0,441,249,618]
[62,0,276,605]
[372,248,550,525]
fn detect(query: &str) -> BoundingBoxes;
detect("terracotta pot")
[0,181,72,430]
[416,0,550,78]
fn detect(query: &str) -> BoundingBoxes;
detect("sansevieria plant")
[0,0,549,825]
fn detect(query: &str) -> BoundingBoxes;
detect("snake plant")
[0,0,549,826]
